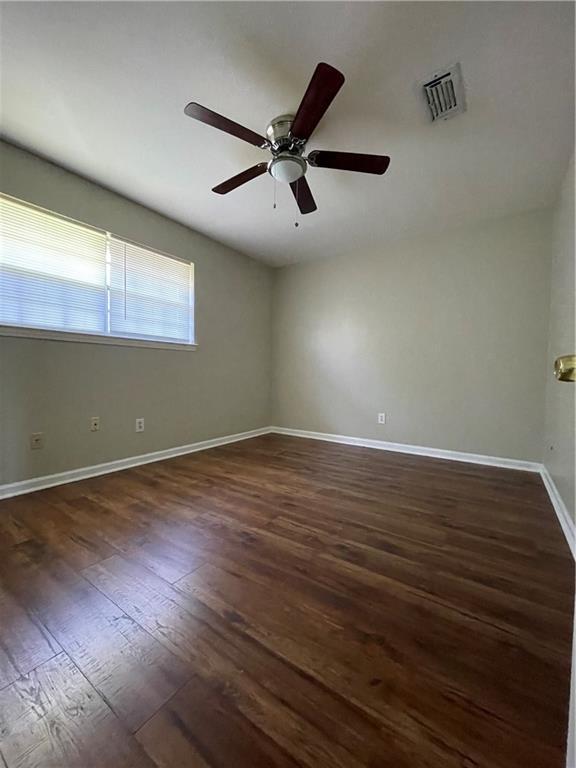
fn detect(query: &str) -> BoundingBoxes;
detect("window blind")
[0,195,195,345]
[109,237,194,344]
[0,195,108,334]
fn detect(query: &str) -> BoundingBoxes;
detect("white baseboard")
[271,426,542,472]
[0,427,273,500]
[539,465,576,560]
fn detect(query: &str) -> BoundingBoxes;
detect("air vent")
[422,63,466,122]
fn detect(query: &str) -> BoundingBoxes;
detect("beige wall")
[543,156,575,522]
[272,210,553,462]
[0,141,273,485]
[0,139,568,488]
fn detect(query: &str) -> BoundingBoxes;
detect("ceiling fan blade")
[308,151,390,175]
[290,177,317,214]
[290,63,345,141]
[184,102,268,148]
[212,163,268,194]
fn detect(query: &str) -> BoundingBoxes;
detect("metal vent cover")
[422,63,466,121]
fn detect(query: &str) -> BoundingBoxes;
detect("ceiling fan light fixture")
[268,154,306,184]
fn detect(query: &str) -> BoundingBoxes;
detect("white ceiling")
[0,2,573,266]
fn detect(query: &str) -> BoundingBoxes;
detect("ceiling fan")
[184,62,390,214]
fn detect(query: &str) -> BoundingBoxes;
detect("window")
[0,194,195,347]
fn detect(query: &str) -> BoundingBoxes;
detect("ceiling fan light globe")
[268,155,306,184]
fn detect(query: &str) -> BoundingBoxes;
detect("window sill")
[0,325,197,351]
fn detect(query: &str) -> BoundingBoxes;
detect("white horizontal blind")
[0,195,195,345]
[109,237,194,344]
[0,195,107,334]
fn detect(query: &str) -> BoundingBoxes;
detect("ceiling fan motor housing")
[266,114,307,183]
[266,114,295,147]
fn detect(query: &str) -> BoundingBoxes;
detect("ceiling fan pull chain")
[294,179,300,227]
[273,178,277,209]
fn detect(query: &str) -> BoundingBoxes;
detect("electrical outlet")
[30,432,44,450]
[378,413,386,425]
[135,418,145,433]
[90,416,100,432]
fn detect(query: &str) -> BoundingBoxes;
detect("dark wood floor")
[0,434,573,768]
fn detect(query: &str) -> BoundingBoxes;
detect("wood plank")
[137,673,302,768]
[85,554,418,768]
[0,506,34,548]
[262,514,574,650]
[185,508,572,662]
[0,542,191,732]
[180,548,570,738]
[58,492,204,582]
[0,586,60,691]
[177,559,568,768]
[0,652,156,768]
[1,494,115,570]
[267,505,572,613]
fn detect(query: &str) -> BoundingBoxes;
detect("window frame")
[0,194,197,351]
